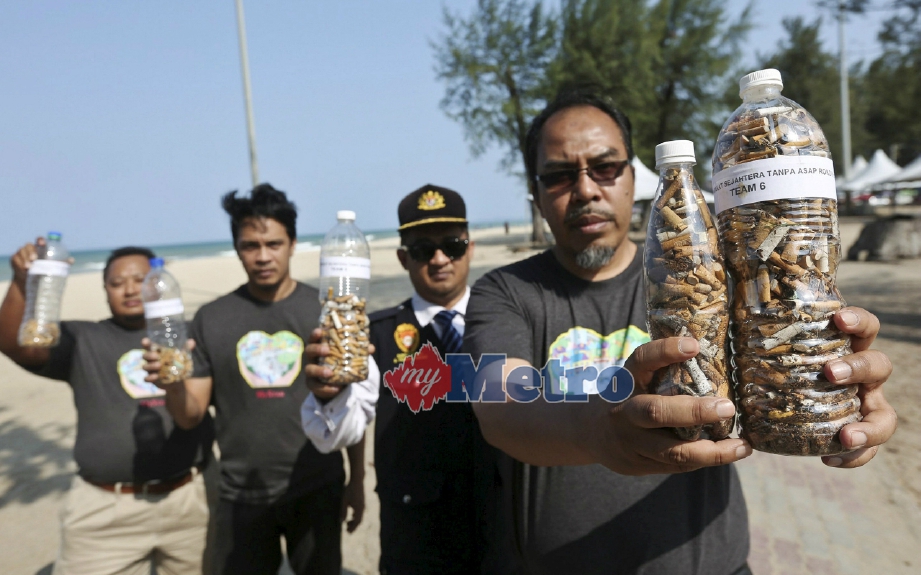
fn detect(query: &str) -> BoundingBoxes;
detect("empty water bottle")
[18,232,70,347]
[318,210,370,384]
[142,258,192,384]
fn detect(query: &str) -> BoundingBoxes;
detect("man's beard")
[574,244,616,270]
[563,205,618,270]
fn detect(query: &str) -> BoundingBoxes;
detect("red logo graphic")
[383,342,452,413]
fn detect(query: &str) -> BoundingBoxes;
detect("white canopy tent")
[852,154,868,176]
[841,149,902,193]
[836,155,868,187]
[874,154,921,190]
[632,155,660,201]
[631,155,714,203]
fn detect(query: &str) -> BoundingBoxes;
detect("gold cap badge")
[418,190,446,211]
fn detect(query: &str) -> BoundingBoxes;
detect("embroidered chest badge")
[394,323,421,363]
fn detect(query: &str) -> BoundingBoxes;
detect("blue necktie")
[433,309,463,354]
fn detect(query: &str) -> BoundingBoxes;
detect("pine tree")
[433,0,559,243]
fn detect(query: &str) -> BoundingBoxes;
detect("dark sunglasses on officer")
[400,236,470,262]
[536,159,630,192]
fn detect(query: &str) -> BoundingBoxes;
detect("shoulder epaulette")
[369,304,404,323]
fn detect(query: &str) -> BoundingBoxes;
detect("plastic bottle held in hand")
[644,141,732,441]
[711,69,860,456]
[318,210,371,384]
[142,258,192,385]
[18,232,70,348]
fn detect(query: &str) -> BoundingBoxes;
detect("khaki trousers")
[52,472,209,575]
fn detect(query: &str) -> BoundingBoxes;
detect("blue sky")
[0,1,891,254]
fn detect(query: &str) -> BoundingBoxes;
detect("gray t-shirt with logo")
[465,249,749,575]
[33,319,213,484]
[191,282,344,504]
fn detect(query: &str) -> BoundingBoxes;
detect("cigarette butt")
[780,275,811,295]
[757,323,784,336]
[656,177,683,209]
[661,283,697,298]
[770,277,781,296]
[712,263,725,282]
[742,279,759,308]
[781,241,799,263]
[699,301,725,314]
[730,117,770,135]
[696,196,714,229]
[816,253,829,273]
[694,265,721,289]
[792,339,848,354]
[760,344,794,355]
[768,252,806,276]
[741,149,776,161]
[660,205,685,230]
[661,233,692,252]
[807,300,843,313]
[757,265,771,303]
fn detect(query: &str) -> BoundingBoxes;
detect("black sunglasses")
[401,237,469,262]
[536,160,629,191]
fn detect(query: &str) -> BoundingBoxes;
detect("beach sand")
[1,221,919,574]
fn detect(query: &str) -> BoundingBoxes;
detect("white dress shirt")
[300,287,470,453]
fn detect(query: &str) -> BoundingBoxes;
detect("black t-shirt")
[32,319,213,484]
[465,249,750,575]
[191,282,344,504]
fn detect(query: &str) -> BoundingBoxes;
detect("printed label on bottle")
[28,260,70,277]
[320,257,371,279]
[712,155,836,214]
[144,298,185,319]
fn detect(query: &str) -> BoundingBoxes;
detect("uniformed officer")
[301,184,501,574]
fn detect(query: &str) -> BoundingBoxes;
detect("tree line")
[433,0,921,240]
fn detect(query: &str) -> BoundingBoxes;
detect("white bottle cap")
[655,140,696,168]
[337,210,356,221]
[739,69,783,98]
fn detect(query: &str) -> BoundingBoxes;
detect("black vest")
[370,299,479,502]
[370,298,519,574]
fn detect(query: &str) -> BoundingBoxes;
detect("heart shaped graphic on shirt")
[547,326,649,393]
[118,349,166,399]
[236,330,304,388]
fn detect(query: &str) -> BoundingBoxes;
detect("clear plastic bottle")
[645,141,732,441]
[142,257,192,385]
[18,232,70,347]
[711,69,860,456]
[318,210,371,384]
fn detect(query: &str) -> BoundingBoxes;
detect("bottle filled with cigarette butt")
[711,69,860,456]
[18,232,70,348]
[142,258,192,385]
[318,210,371,384]
[644,141,732,441]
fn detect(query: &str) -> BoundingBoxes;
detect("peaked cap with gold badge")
[397,184,468,231]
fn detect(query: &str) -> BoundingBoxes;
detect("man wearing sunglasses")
[302,185,503,574]
[463,90,897,574]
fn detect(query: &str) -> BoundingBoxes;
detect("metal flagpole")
[235,0,259,188]
[838,0,852,180]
